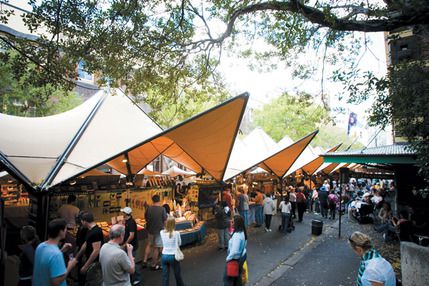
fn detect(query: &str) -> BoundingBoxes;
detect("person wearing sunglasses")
[348,231,396,286]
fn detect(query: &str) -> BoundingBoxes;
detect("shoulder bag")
[175,232,184,261]
[226,238,245,277]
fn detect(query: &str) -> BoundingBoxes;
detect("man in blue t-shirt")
[33,218,77,286]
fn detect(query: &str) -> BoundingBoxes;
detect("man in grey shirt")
[99,224,135,286]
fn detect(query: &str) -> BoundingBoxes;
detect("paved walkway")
[139,212,340,286]
[264,216,360,286]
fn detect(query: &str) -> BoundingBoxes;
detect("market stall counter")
[175,219,206,245]
[96,218,206,245]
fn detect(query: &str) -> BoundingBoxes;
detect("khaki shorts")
[148,233,163,247]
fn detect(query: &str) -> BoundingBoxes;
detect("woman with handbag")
[160,216,186,286]
[224,215,247,286]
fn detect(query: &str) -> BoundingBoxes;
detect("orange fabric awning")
[106,94,249,181]
[261,131,318,178]
[301,144,342,175]
[319,162,340,174]
[224,130,318,180]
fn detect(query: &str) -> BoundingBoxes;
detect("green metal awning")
[322,144,416,165]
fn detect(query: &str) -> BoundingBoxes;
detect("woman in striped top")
[348,231,396,286]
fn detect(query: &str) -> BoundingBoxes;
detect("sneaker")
[265,227,269,232]
[133,281,141,285]
[268,229,272,232]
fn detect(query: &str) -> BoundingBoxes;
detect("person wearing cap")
[121,207,142,285]
[348,231,396,286]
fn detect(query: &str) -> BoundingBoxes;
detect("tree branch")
[193,0,429,48]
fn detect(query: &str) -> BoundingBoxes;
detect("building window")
[77,60,93,82]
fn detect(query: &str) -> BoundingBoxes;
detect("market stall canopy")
[314,162,340,175]
[224,130,318,181]
[249,167,269,174]
[224,129,278,181]
[258,131,318,178]
[243,128,277,153]
[322,144,416,165]
[299,144,342,175]
[284,145,318,177]
[80,169,113,177]
[138,168,162,176]
[277,135,294,149]
[162,166,196,177]
[106,93,249,182]
[330,163,350,174]
[0,89,163,190]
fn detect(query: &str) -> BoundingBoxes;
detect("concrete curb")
[253,219,340,286]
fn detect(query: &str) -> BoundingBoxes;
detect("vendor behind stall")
[58,195,80,229]
[121,207,142,285]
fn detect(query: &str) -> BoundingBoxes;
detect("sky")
[218,32,387,109]
[212,22,389,146]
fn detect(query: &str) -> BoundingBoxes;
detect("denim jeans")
[255,205,263,226]
[239,210,249,227]
[281,213,291,233]
[161,254,185,286]
[218,228,230,248]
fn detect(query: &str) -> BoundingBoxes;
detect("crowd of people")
[15,193,186,286]
[13,177,427,286]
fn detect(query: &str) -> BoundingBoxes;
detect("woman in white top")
[278,197,292,234]
[263,194,276,232]
[160,216,185,286]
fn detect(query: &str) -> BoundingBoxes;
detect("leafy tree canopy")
[0,48,82,116]
[1,0,427,108]
[344,60,429,179]
[252,92,363,149]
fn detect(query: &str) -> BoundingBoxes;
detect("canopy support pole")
[124,153,133,207]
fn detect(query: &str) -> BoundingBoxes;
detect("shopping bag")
[241,260,248,284]
[175,247,184,261]
[175,232,184,261]
[226,260,239,277]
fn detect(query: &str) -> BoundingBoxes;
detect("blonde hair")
[348,231,372,251]
[165,216,176,238]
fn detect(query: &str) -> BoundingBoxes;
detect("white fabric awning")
[0,89,162,189]
[0,93,104,185]
[162,166,196,177]
[224,128,277,181]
